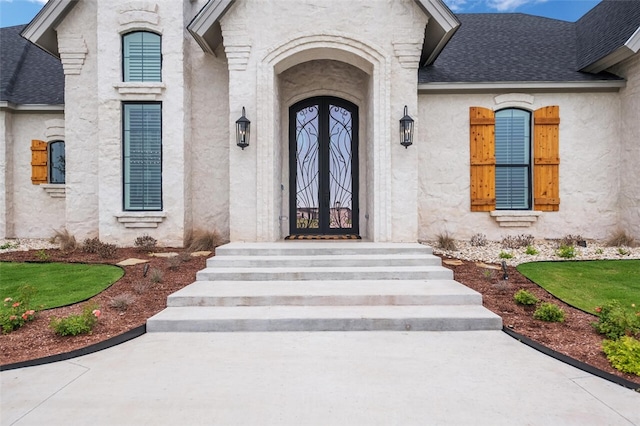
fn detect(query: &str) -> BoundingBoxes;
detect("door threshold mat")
[285,234,362,240]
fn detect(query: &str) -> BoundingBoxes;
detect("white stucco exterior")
[2,0,638,245]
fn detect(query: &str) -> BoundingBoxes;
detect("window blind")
[123,103,162,210]
[495,109,531,210]
[123,32,161,82]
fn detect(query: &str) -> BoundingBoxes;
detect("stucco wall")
[55,0,99,242]
[613,54,640,239]
[187,22,231,240]
[1,111,66,238]
[220,0,426,241]
[418,91,622,241]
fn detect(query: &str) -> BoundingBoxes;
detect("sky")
[0,0,602,28]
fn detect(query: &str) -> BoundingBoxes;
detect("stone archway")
[254,32,392,242]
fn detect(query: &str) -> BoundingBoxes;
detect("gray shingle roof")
[419,13,622,83]
[576,0,640,70]
[0,24,64,105]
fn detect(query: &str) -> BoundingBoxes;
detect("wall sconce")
[399,105,414,149]
[236,107,250,150]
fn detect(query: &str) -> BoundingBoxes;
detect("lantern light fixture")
[236,107,250,150]
[399,105,414,149]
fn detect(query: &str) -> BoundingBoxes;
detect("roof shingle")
[0,24,64,105]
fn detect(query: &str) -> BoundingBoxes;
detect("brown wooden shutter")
[470,107,496,211]
[31,139,48,185]
[533,106,560,211]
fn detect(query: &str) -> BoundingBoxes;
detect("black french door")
[289,97,359,236]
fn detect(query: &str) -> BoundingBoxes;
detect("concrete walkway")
[2,331,639,425]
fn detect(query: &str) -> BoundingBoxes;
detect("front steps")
[147,242,502,332]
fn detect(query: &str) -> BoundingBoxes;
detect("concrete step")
[166,280,482,307]
[207,254,442,268]
[146,305,503,332]
[214,242,433,257]
[196,265,453,281]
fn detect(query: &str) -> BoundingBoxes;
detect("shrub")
[82,237,102,254]
[525,245,539,255]
[499,251,513,259]
[186,229,225,252]
[618,248,630,256]
[109,293,136,311]
[35,249,49,261]
[0,286,38,334]
[0,241,18,250]
[514,289,539,306]
[97,242,117,259]
[177,251,193,263]
[556,245,576,259]
[606,230,636,248]
[150,268,163,284]
[51,228,78,252]
[470,233,487,247]
[134,234,157,251]
[50,304,101,336]
[436,232,457,251]
[167,256,182,271]
[602,336,640,376]
[592,300,640,339]
[501,234,534,249]
[533,303,565,322]
[133,281,153,294]
[558,234,583,248]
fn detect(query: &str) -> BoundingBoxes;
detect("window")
[49,140,65,184]
[123,31,161,82]
[30,139,65,185]
[470,106,560,212]
[495,109,531,209]
[123,103,162,211]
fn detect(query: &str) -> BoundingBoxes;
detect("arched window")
[49,140,65,184]
[122,31,161,82]
[495,109,531,210]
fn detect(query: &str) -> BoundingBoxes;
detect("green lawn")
[517,260,640,315]
[0,262,124,309]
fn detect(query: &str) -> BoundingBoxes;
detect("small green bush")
[525,245,539,255]
[617,248,630,256]
[50,303,101,336]
[602,336,640,376]
[35,249,49,261]
[499,251,513,259]
[514,289,539,306]
[533,302,565,322]
[0,286,38,333]
[592,300,640,339]
[556,245,576,259]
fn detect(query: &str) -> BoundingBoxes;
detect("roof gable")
[187,0,460,66]
[20,0,78,58]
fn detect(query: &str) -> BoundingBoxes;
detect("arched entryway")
[288,97,359,237]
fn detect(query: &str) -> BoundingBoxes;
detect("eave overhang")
[188,0,460,63]
[581,26,640,73]
[20,0,78,58]
[187,0,234,56]
[0,102,65,112]
[418,80,626,94]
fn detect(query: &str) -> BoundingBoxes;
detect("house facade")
[1,0,639,246]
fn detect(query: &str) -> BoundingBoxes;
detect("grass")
[517,260,640,315]
[0,262,124,309]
